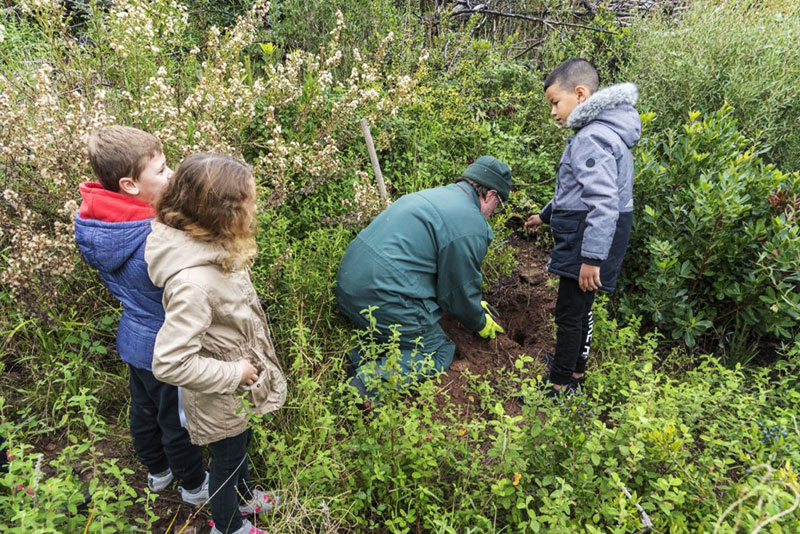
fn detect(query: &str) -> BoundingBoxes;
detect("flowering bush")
[0,0,421,315]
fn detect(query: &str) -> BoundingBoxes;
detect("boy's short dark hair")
[88,125,163,192]
[544,58,600,93]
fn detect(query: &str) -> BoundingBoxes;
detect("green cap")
[461,156,512,201]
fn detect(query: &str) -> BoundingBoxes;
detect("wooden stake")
[359,118,387,201]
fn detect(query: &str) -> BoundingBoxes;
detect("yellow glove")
[477,313,504,340]
[481,300,497,318]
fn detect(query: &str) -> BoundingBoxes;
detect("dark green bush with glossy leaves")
[619,107,800,353]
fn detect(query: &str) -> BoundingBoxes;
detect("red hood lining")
[78,182,154,223]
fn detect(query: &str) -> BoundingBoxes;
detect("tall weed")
[621,0,800,169]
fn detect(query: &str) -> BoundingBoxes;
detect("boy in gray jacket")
[525,58,641,396]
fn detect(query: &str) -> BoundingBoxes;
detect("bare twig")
[512,38,546,60]
[457,6,618,34]
[620,485,654,532]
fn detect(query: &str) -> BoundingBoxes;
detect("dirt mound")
[438,234,556,415]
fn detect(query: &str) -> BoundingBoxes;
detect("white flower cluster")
[1,57,114,311]
[17,0,59,13]
[108,0,189,58]
[341,170,393,226]
[1,0,426,314]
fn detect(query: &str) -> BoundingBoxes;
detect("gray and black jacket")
[540,82,641,291]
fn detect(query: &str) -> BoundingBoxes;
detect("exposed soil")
[437,233,556,416]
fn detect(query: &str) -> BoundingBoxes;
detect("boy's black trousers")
[550,276,595,385]
[0,434,7,473]
[128,365,205,488]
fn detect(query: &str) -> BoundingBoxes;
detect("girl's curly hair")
[156,152,257,272]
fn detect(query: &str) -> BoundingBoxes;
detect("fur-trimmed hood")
[567,82,641,147]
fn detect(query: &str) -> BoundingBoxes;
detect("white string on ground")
[177,451,249,534]
[620,484,653,532]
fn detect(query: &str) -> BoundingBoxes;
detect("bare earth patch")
[438,234,556,417]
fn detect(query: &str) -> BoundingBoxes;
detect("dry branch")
[446,0,689,28]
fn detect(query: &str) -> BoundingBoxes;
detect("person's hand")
[524,214,543,232]
[237,359,259,386]
[578,263,602,292]
[477,314,505,340]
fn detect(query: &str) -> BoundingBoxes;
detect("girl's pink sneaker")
[238,490,280,516]
[210,518,264,534]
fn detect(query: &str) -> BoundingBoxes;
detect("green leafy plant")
[621,0,800,169]
[0,394,157,533]
[620,106,800,352]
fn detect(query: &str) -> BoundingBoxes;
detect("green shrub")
[266,0,413,64]
[0,290,125,433]
[619,107,800,353]
[253,220,353,357]
[381,49,560,203]
[621,0,800,169]
[483,210,518,289]
[184,0,257,29]
[0,394,157,533]
[2,1,799,532]
[496,323,800,533]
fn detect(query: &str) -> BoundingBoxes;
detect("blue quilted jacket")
[74,183,164,370]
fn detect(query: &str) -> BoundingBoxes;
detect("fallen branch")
[512,38,546,60]
[487,8,616,33]
[447,0,689,29]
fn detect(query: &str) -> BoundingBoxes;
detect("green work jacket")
[336,182,492,334]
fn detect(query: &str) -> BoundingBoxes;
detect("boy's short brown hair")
[88,125,163,192]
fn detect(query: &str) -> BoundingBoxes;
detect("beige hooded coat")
[146,221,287,445]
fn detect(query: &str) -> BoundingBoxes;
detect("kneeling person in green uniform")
[336,156,512,399]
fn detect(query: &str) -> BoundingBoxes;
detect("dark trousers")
[208,429,254,534]
[128,365,205,489]
[347,323,455,398]
[0,434,7,473]
[551,276,595,385]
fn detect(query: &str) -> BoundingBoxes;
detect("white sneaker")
[147,469,174,492]
[210,518,265,534]
[178,471,209,506]
[239,489,280,515]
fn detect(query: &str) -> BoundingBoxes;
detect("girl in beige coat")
[146,153,287,534]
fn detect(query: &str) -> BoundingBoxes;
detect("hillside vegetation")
[0,1,798,532]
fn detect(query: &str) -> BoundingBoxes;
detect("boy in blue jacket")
[74,126,208,503]
[525,58,641,396]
